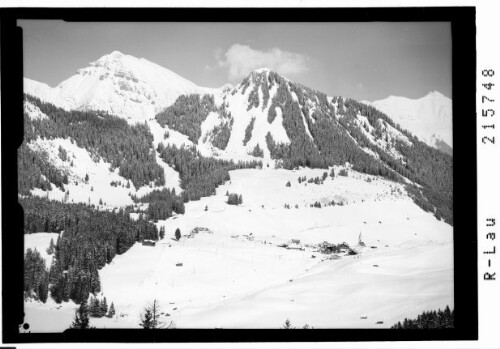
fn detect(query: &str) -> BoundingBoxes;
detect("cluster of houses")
[277,239,305,251]
[317,241,351,254]
[275,239,359,256]
[274,233,367,256]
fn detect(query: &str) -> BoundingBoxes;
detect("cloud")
[216,44,309,81]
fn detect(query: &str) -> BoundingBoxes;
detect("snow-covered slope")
[363,92,452,154]
[25,51,221,121]
[24,167,453,331]
[22,53,454,332]
[24,131,182,208]
[24,78,72,110]
[23,55,452,224]
[193,68,415,166]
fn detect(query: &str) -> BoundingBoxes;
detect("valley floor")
[23,168,453,331]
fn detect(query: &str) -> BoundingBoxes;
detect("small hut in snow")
[142,239,156,247]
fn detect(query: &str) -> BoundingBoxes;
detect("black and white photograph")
[15,18,458,333]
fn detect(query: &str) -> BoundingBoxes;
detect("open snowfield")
[24,168,453,331]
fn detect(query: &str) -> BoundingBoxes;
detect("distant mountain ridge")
[362,92,452,155]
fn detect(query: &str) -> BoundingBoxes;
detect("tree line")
[391,306,454,329]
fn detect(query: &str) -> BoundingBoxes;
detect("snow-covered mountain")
[25,54,412,166]
[149,67,417,168]
[363,92,452,155]
[24,50,221,121]
[23,51,452,223]
[21,51,454,331]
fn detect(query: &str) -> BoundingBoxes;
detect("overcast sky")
[20,20,451,101]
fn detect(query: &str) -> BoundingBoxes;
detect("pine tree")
[140,309,154,329]
[159,226,165,240]
[89,267,101,295]
[46,238,55,255]
[443,305,453,328]
[71,301,90,329]
[89,296,100,317]
[38,272,49,303]
[100,297,108,317]
[85,173,89,182]
[88,295,95,316]
[238,194,243,205]
[175,228,181,241]
[227,193,239,205]
[107,302,116,318]
[139,300,162,329]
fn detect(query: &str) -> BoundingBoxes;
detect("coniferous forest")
[20,95,165,192]
[24,248,50,303]
[20,95,261,306]
[18,144,69,194]
[156,94,218,143]
[254,72,453,224]
[21,196,158,304]
[209,119,233,150]
[133,188,185,222]
[158,143,261,202]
